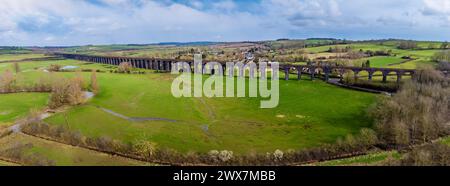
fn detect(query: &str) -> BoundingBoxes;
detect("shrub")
[133,140,157,159]
[118,62,133,73]
[208,150,220,163]
[218,150,234,162]
[399,144,450,166]
[358,128,379,147]
[13,62,20,73]
[48,64,62,72]
[273,150,284,162]
[437,62,450,72]
[20,122,381,165]
[327,46,352,53]
[206,150,234,163]
[0,70,16,92]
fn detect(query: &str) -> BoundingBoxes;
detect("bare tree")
[0,70,16,92]
[90,70,99,95]
[13,62,20,73]
[48,64,62,72]
[49,76,85,109]
[397,41,418,50]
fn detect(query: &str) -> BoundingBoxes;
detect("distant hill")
[0,46,32,54]
[306,38,339,41]
[156,41,220,46]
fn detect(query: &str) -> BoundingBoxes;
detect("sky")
[1,0,450,46]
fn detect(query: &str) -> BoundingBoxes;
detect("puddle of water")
[40,113,51,120]
[61,65,79,70]
[84,91,94,99]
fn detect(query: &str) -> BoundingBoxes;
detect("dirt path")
[195,97,216,121]
[94,106,178,123]
[8,113,52,133]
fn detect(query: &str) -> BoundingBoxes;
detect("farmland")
[0,57,377,154]
[0,39,447,165]
[0,93,48,127]
[0,53,48,62]
[0,133,150,166]
[42,70,376,154]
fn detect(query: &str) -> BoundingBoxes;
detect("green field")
[62,40,442,71]
[1,58,378,154]
[311,151,401,166]
[0,133,150,166]
[315,135,450,166]
[0,93,49,126]
[366,56,406,68]
[0,54,47,62]
[301,42,440,69]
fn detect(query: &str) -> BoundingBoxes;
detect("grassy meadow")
[302,42,440,69]
[0,93,49,127]
[0,53,48,62]
[0,57,378,154]
[33,60,378,154]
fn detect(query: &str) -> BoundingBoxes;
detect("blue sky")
[1,0,450,46]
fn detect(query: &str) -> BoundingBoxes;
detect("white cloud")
[423,0,450,14]
[100,0,130,6]
[0,0,450,46]
[422,0,450,25]
[261,0,343,27]
[189,0,204,9]
[212,0,237,12]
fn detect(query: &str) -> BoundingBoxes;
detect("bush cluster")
[48,75,86,109]
[370,67,450,147]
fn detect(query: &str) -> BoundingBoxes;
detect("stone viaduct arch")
[55,53,416,83]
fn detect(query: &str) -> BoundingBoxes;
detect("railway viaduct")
[55,53,416,83]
